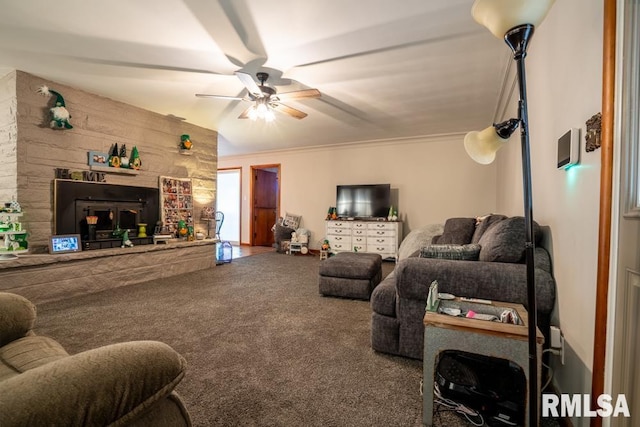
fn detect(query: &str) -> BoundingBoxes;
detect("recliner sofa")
[0,292,191,426]
[370,215,556,360]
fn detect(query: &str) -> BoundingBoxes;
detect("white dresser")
[325,220,402,259]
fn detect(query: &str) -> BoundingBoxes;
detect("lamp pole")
[504,23,539,427]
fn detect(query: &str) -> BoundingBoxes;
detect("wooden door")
[252,168,278,247]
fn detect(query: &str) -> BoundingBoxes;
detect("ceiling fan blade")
[272,103,308,120]
[238,106,253,119]
[235,71,263,98]
[195,94,247,101]
[273,88,321,101]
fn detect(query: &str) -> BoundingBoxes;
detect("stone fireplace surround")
[0,71,219,302]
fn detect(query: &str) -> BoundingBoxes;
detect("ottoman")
[319,252,383,300]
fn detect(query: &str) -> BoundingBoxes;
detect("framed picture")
[88,151,109,166]
[159,176,194,236]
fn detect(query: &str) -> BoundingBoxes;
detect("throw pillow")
[282,212,301,229]
[477,216,541,263]
[419,244,481,261]
[396,223,444,260]
[433,217,476,244]
[471,214,508,243]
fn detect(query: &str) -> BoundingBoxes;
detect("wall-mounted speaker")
[557,128,580,170]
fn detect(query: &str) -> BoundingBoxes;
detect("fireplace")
[54,180,159,250]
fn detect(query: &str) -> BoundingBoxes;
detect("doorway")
[250,164,280,247]
[216,168,241,244]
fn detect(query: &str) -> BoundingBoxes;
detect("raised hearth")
[0,240,216,304]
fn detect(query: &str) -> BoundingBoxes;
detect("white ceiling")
[0,0,512,157]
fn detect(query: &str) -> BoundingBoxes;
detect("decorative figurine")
[119,144,129,168]
[121,229,134,248]
[177,219,188,238]
[180,134,193,150]
[109,143,121,167]
[37,85,73,129]
[130,146,142,170]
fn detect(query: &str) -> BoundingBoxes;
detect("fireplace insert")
[54,180,159,250]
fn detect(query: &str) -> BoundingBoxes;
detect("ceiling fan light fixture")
[256,103,268,115]
[265,109,275,122]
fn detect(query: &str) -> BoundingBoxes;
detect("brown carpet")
[35,253,427,427]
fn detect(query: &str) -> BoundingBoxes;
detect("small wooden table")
[422,299,544,427]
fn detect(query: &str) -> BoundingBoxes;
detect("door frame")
[249,164,281,246]
[217,167,242,244]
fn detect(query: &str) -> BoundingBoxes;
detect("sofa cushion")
[478,216,541,263]
[0,336,69,382]
[419,244,481,261]
[433,218,476,244]
[0,292,37,347]
[471,214,508,243]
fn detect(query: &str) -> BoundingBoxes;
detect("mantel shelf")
[90,165,140,175]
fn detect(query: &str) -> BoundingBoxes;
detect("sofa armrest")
[395,257,556,314]
[0,340,187,426]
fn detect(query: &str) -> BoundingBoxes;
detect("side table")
[423,299,543,427]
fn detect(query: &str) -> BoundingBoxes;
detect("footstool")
[318,252,383,300]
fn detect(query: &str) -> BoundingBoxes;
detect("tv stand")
[325,219,402,259]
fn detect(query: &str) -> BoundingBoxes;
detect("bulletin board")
[159,176,193,235]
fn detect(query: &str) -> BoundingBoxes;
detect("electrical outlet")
[550,326,562,348]
[550,326,565,365]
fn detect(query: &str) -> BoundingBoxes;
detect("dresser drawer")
[366,244,396,256]
[327,235,351,247]
[367,222,397,231]
[330,242,353,252]
[367,228,396,238]
[327,226,351,236]
[352,235,367,246]
[352,243,367,252]
[367,236,395,246]
[351,222,368,230]
[352,228,367,237]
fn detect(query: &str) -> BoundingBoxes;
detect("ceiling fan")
[196,71,320,121]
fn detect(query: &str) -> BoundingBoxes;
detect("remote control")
[459,297,492,305]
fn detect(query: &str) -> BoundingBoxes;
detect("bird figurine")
[37,85,73,129]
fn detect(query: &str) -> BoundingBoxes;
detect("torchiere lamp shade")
[464,126,509,165]
[472,0,556,39]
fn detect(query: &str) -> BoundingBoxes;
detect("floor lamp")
[464,1,555,426]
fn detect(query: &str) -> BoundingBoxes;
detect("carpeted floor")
[35,253,426,426]
[34,252,557,426]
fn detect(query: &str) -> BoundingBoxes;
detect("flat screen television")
[336,184,391,219]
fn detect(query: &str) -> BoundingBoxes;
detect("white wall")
[495,1,603,423]
[218,134,498,248]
